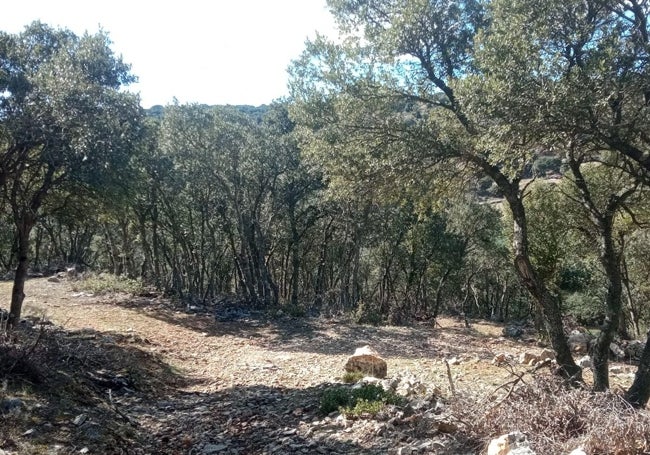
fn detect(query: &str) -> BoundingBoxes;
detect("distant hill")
[145,104,270,123]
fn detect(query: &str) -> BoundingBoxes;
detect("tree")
[465,0,650,397]
[0,22,144,327]
[290,0,581,379]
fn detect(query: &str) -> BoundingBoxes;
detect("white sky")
[1,0,337,107]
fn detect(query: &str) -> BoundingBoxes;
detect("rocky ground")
[0,277,642,454]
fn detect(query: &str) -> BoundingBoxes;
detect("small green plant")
[319,383,404,417]
[72,273,144,295]
[320,387,353,414]
[342,371,365,383]
[344,398,386,417]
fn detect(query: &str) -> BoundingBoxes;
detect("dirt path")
[10,278,516,393]
[2,277,613,454]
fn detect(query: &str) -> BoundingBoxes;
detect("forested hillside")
[2,0,650,430]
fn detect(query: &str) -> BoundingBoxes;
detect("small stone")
[610,343,625,359]
[568,448,587,455]
[203,443,228,454]
[487,432,533,455]
[23,428,36,436]
[492,353,507,365]
[79,448,90,454]
[47,276,60,283]
[610,365,625,374]
[519,352,538,365]
[73,414,88,426]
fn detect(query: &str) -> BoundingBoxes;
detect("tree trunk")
[432,268,452,322]
[469,155,580,380]
[508,192,581,381]
[9,216,35,328]
[591,218,622,391]
[624,330,650,408]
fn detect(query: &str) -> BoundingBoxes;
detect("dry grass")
[452,374,650,454]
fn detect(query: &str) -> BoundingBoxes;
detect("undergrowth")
[451,375,650,454]
[72,273,144,295]
[342,371,365,383]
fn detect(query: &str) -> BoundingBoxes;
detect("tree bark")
[591,218,622,391]
[9,216,35,328]
[624,330,650,408]
[473,157,581,381]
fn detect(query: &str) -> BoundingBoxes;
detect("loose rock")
[488,431,535,455]
[344,345,387,379]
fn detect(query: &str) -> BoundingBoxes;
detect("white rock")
[488,432,535,455]
[610,343,625,359]
[610,365,625,374]
[567,448,587,455]
[577,356,592,368]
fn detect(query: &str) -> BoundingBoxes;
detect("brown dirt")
[0,277,636,454]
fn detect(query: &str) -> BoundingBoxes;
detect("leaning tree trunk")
[507,190,581,381]
[9,215,35,328]
[625,330,650,408]
[468,155,580,380]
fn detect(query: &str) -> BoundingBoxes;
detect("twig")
[105,389,139,426]
[444,359,456,396]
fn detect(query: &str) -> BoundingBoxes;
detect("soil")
[0,277,637,454]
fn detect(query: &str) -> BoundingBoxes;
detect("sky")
[1,0,337,108]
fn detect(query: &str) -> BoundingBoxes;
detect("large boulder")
[344,345,387,379]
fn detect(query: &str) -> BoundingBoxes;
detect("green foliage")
[319,383,403,416]
[354,300,383,325]
[558,264,592,294]
[342,371,365,383]
[532,156,562,177]
[564,292,605,326]
[320,387,352,414]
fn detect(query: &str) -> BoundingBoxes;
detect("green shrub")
[320,387,353,414]
[564,292,604,326]
[319,383,404,417]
